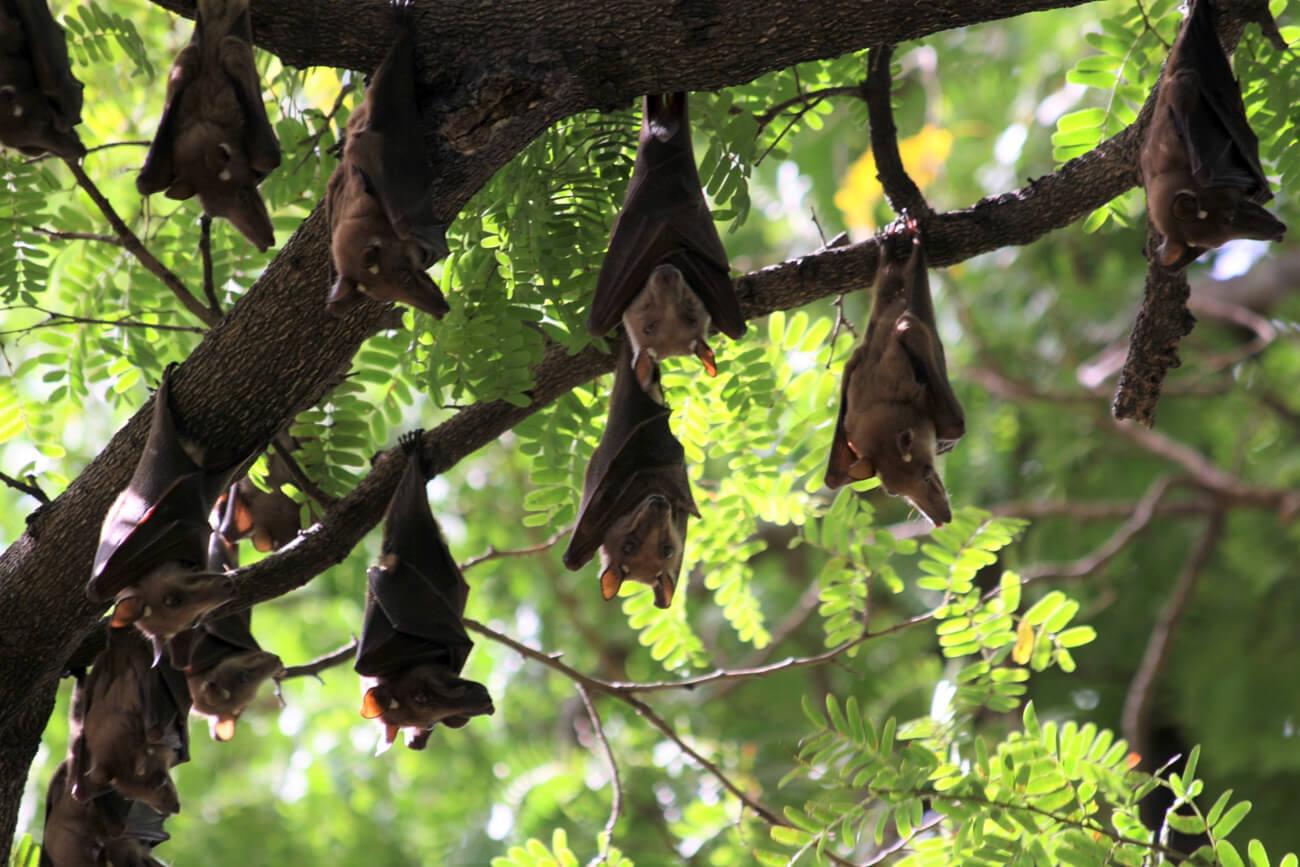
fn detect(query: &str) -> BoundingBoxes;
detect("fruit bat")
[824,224,965,527]
[42,760,170,867]
[88,365,243,660]
[217,450,303,553]
[1140,0,1286,270]
[562,342,700,608]
[588,92,746,388]
[325,0,449,319]
[0,0,84,158]
[136,0,281,251]
[68,627,190,816]
[353,431,493,751]
[167,515,283,743]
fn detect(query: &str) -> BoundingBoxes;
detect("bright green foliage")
[4,1,1300,865]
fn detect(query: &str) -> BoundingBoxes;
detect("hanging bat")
[0,0,84,158]
[168,513,283,743]
[353,431,493,751]
[136,0,281,251]
[1140,0,1286,270]
[325,0,449,319]
[68,627,189,815]
[42,760,171,867]
[824,223,964,527]
[87,364,242,662]
[216,448,303,553]
[562,341,699,608]
[588,92,746,389]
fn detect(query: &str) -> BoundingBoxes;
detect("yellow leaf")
[1012,618,1035,665]
[834,124,954,230]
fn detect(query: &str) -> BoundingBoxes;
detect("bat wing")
[137,41,199,196]
[825,344,869,489]
[144,656,192,763]
[1179,0,1271,198]
[180,610,260,673]
[346,14,445,257]
[220,3,281,178]
[120,799,170,846]
[355,565,473,676]
[897,325,965,450]
[13,0,83,129]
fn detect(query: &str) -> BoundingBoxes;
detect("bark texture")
[0,0,1278,852]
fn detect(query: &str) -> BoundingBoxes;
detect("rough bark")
[0,0,1278,852]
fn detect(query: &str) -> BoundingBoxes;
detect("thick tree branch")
[1112,239,1195,426]
[864,44,930,217]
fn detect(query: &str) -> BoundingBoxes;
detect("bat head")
[225,477,302,552]
[97,748,179,816]
[172,122,275,250]
[110,562,235,646]
[1149,182,1287,267]
[597,493,684,609]
[328,206,450,319]
[187,650,284,740]
[198,183,275,252]
[360,665,495,737]
[870,418,952,527]
[623,264,715,387]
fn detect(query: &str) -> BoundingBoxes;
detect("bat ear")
[599,566,624,601]
[632,348,656,392]
[694,340,718,377]
[653,573,676,609]
[327,276,361,317]
[1156,238,1188,269]
[847,457,875,482]
[896,429,915,463]
[231,491,256,537]
[211,716,237,742]
[360,687,387,720]
[406,728,433,749]
[441,715,471,729]
[110,596,147,628]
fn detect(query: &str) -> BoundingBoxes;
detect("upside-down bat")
[0,0,84,158]
[42,760,171,867]
[588,92,747,388]
[824,224,965,527]
[167,513,283,743]
[353,431,493,751]
[562,341,699,608]
[88,365,243,661]
[136,0,281,251]
[325,0,449,319]
[216,449,303,553]
[68,627,190,815]
[1140,0,1286,269]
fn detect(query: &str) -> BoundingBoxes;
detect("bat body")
[825,227,964,527]
[0,0,84,157]
[325,0,448,318]
[218,450,302,553]
[589,93,745,383]
[68,628,189,815]
[1140,0,1285,269]
[354,431,493,751]
[562,342,699,608]
[137,0,280,251]
[89,366,241,659]
[42,760,170,867]
[169,518,283,742]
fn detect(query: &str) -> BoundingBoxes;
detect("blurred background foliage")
[2,0,1299,864]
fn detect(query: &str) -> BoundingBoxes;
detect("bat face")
[360,666,495,749]
[1140,0,1285,268]
[327,166,449,318]
[187,650,283,741]
[136,0,280,250]
[0,0,85,158]
[224,473,302,553]
[851,408,951,526]
[109,561,234,647]
[622,264,716,387]
[598,493,684,608]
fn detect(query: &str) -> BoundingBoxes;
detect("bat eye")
[621,540,637,556]
[163,592,183,608]
[643,322,656,336]
[237,671,251,684]
[412,690,433,706]
[660,544,674,558]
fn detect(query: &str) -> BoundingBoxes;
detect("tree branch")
[280,639,358,681]
[864,44,930,217]
[0,472,49,505]
[575,684,623,864]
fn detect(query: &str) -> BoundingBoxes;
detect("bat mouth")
[1232,202,1287,242]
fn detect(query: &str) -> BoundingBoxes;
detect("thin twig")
[29,226,120,244]
[0,471,49,505]
[576,683,623,865]
[1121,512,1224,755]
[62,158,219,327]
[199,215,221,315]
[864,44,931,217]
[294,80,356,169]
[24,139,150,164]
[0,306,206,337]
[861,814,945,865]
[461,526,569,572]
[1187,292,1279,374]
[755,84,862,132]
[280,638,357,681]
[271,437,337,508]
[1136,0,1172,50]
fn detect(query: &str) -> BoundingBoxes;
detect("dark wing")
[346,7,445,257]
[899,242,965,448]
[354,564,473,676]
[13,0,82,129]
[588,93,743,338]
[88,368,216,601]
[137,42,200,196]
[120,799,170,846]
[824,344,868,489]
[1178,0,1271,197]
[143,655,192,764]
[220,3,280,178]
